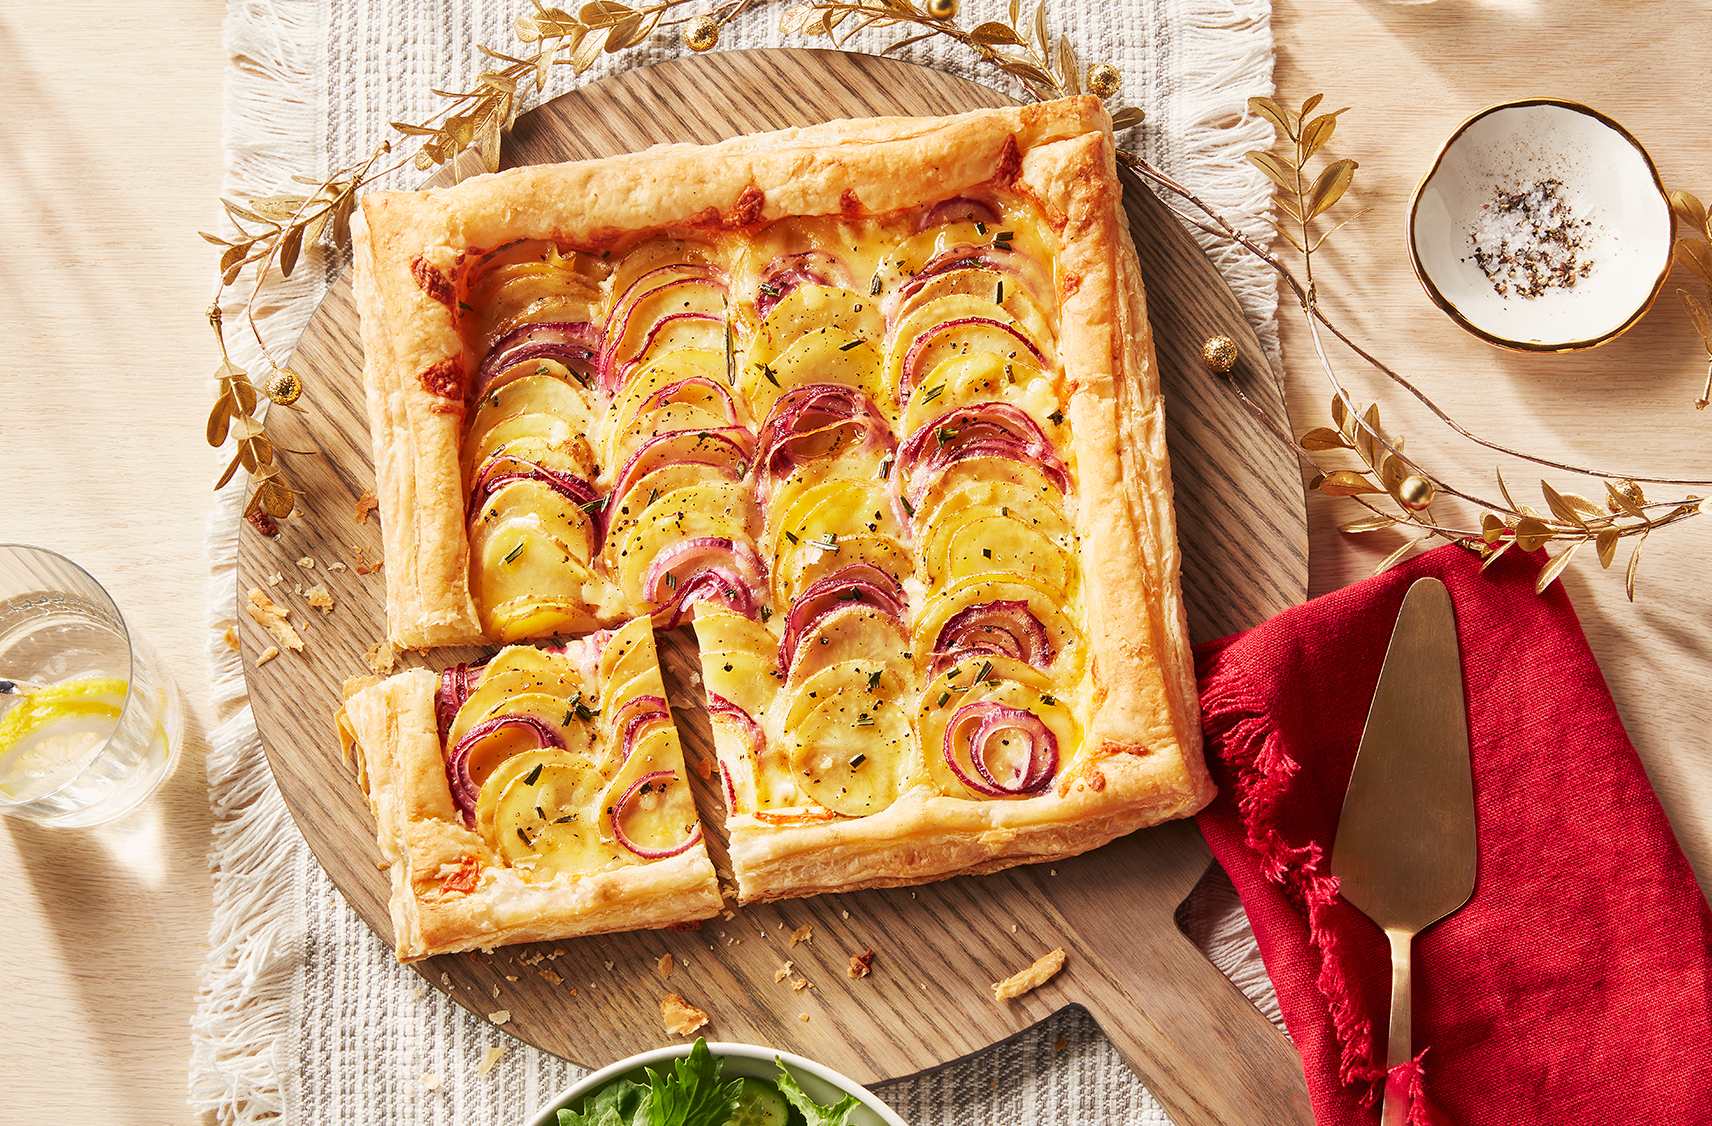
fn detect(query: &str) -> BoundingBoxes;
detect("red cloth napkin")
[1194,542,1712,1126]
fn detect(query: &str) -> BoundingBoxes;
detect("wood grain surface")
[236,49,1309,1125]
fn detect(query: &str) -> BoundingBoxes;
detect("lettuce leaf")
[775,1062,861,1126]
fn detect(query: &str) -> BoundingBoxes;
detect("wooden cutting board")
[238,48,1310,1126]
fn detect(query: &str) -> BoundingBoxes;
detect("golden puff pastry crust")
[350,96,1212,918]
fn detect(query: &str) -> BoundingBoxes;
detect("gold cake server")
[1331,576,1478,1126]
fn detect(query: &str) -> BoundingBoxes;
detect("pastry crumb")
[327,560,348,573]
[365,640,398,674]
[245,588,303,652]
[266,571,284,587]
[657,953,674,977]
[478,1045,505,1076]
[487,1009,511,1025]
[354,489,379,523]
[296,556,316,570]
[223,626,239,651]
[848,948,874,979]
[774,961,793,983]
[306,583,335,612]
[1054,1036,1068,1052]
[661,993,709,1036]
[256,645,281,666]
[992,947,1065,1002]
[790,924,813,947]
[798,1014,810,1023]
[539,968,563,985]
[421,1072,443,1090]
[353,546,383,574]
[790,977,814,992]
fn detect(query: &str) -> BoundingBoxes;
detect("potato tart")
[345,96,1213,935]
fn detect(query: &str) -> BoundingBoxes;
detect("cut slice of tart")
[338,615,721,962]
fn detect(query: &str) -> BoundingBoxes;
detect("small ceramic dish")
[525,1041,908,1126]
[1407,98,1675,352]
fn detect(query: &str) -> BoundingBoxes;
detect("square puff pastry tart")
[344,95,1214,953]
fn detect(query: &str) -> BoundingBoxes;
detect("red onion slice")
[445,713,567,826]
[893,402,1070,508]
[898,315,1047,401]
[606,427,755,519]
[610,693,672,761]
[778,565,907,669]
[752,384,895,507]
[706,693,764,812]
[436,663,483,739]
[601,307,727,393]
[932,598,1055,670]
[756,251,851,316]
[642,537,765,628]
[943,701,1058,797]
[609,770,703,859]
[477,321,599,392]
[917,197,1001,231]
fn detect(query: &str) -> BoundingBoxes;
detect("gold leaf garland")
[203,4,1706,598]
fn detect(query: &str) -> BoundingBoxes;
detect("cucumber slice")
[728,1077,790,1126]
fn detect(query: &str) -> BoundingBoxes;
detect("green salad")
[558,1039,864,1126]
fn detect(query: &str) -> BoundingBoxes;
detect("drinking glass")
[0,545,182,827]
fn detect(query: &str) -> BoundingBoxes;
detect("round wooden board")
[239,49,1310,1126]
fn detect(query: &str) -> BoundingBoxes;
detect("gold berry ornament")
[684,15,719,52]
[263,368,303,406]
[1200,333,1238,376]
[1398,474,1436,511]
[1087,63,1121,99]
[925,0,958,19]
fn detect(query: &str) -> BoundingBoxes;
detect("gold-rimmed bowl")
[1407,98,1675,352]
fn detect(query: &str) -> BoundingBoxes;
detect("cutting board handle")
[1043,822,1314,1126]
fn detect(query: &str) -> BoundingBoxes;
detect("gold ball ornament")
[1399,474,1436,511]
[263,368,303,406]
[684,15,719,52]
[1200,334,1238,375]
[925,0,958,19]
[1087,63,1121,99]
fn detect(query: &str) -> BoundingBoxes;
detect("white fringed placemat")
[191,1,1279,1122]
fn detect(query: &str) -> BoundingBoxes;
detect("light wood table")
[0,2,1704,1124]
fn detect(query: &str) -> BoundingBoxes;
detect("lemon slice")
[0,677,127,799]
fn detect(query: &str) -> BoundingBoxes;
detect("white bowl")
[1407,98,1674,351]
[525,1042,908,1126]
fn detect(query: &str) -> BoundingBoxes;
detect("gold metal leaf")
[1669,189,1708,238]
[1534,539,1582,594]
[1330,393,1349,430]
[1626,531,1648,601]
[258,477,295,519]
[1248,96,1292,138]
[1480,539,1513,572]
[250,195,309,222]
[1373,535,1425,575]
[1596,527,1620,568]
[278,222,305,279]
[1307,158,1357,220]
[1056,36,1081,95]
[1299,93,1323,119]
[1246,150,1298,194]
[1480,512,1509,543]
[1604,479,1650,523]
[214,449,244,491]
[969,20,1025,45]
[578,0,632,27]
[1355,402,1381,468]
[1273,192,1305,225]
[1318,470,1385,497]
[1677,238,1712,289]
[1339,515,1397,534]
[1299,112,1338,161]
[1513,516,1552,552]
[1495,465,1520,512]
[571,26,605,72]
[1032,0,1049,58]
[1540,480,1589,529]
[1108,106,1144,131]
[604,12,644,50]
[778,5,817,35]
[1677,289,1712,351]
[1298,426,1351,451]
[206,399,234,448]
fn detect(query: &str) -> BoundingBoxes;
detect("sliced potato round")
[462,412,595,488]
[899,351,1059,439]
[493,752,609,874]
[778,656,910,732]
[698,647,783,720]
[467,373,595,447]
[885,295,1052,403]
[476,747,598,847]
[612,482,755,602]
[473,478,597,562]
[598,727,701,858]
[913,656,1074,799]
[912,455,1065,534]
[923,513,1075,597]
[784,603,909,689]
[471,518,602,641]
[890,265,1055,350]
[742,326,889,422]
[765,477,898,580]
[786,685,909,818]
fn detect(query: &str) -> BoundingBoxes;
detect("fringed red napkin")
[1195,543,1712,1126]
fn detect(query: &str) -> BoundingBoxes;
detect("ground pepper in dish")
[1466,176,1597,299]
